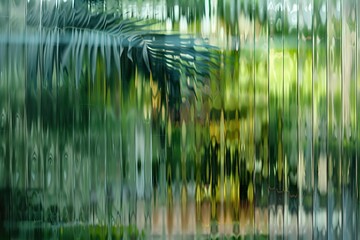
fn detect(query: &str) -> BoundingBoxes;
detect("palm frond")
[26,2,219,97]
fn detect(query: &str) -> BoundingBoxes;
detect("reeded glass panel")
[0,0,359,239]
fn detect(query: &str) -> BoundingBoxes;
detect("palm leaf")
[26,2,219,98]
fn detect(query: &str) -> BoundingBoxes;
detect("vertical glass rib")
[283,0,299,238]
[0,0,9,192]
[312,0,328,238]
[297,0,314,239]
[237,1,255,237]
[166,94,173,236]
[254,0,269,237]
[357,0,360,237]
[327,0,342,238]
[0,1,9,237]
[268,0,285,237]
[57,1,72,235]
[250,1,256,237]
[341,0,357,238]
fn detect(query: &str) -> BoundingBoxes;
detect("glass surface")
[0,0,359,239]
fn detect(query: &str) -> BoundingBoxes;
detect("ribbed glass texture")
[0,0,359,239]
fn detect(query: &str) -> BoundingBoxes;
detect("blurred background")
[0,0,359,239]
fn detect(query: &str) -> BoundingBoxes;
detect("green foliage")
[23,2,219,132]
